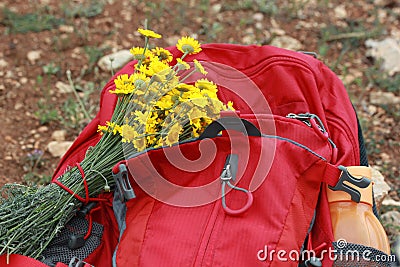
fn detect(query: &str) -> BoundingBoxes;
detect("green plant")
[62,0,105,18]
[223,0,278,15]
[2,8,64,33]
[34,100,60,125]
[42,62,61,76]
[365,62,400,93]
[318,19,383,70]
[198,22,224,42]
[22,149,52,185]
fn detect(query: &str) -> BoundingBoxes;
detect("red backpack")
[0,44,390,267]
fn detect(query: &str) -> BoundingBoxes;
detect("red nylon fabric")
[0,254,63,267]
[39,44,359,266]
[116,119,332,266]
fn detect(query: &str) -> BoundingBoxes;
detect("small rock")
[20,77,28,84]
[51,130,67,141]
[270,36,303,51]
[59,25,74,33]
[38,126,49,133]
[5,156,12,161]
[242,35,255,45]
[334,5,347,19]
[374,0,396,6]
[97,50,133,72]
[366,38,400,75]
[382,196,400,207]
[47,141,73,157]
[253,13,264,22]
[27,50,42,64]
[55,81,73,94]
[0,58,8,68]
[255,22,263,30]
[370,91,400,105]
[211,4,222,13]
[14,102,23,110]
[371,167,391,209]
[5,135,17,144]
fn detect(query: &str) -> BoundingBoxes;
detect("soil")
[0,1,399,207]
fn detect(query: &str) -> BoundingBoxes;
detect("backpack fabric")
[0,44,363,266]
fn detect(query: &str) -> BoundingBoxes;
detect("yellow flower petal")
[137,28,162,38]
[176,36,202,55]
[152,47,173,63]
[176,58,190,70]
[121,124,137,143]
[193,59,207,75]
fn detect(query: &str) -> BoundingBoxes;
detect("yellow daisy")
[152,47,173,63]
[97,125,108,135]
[165,122,183,146]
[193,59,207,75]
[130,47,153,61]
[137,28,162,39]
[133,136,147,151]
[133,110,150,125]
[121,124,137,143]
[149,58,170,74]
[195,78,217,93]
[176,36,202,55]
[176,58,190,70]
[110,74,135,95]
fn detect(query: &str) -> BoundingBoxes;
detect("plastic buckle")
[112,164,135,202]
[328,165,371,203]
[68,257,94,267]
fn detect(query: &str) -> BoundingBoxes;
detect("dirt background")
[0,0,399,240]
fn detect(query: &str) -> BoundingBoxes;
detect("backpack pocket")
[112,116,335,267]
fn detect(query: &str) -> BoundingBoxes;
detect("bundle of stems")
[0,28,232,260]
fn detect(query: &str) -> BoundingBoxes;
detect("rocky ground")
[0,0,399,245]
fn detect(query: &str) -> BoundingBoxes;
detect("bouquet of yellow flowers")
[0,28,232,259]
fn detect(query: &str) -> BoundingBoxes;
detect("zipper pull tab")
[220,154,253,216]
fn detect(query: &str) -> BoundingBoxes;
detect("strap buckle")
[328,165,371,203]
[112,164,135,202]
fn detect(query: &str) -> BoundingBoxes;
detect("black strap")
[198,117,261,139]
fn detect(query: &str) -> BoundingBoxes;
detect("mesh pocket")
[40,216,103,267]
[333,241,396,267]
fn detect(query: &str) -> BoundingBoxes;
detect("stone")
[47,141,73,157]
[27,50,42,64]
[365,38,400,75]
[253,13,264,22]
[334,5,347,19]
[55,81,73,94]
[371,167,391,209]
[270,36,303,51]
[97,50,133,72]
[38,126,49,133]
[0,58,8,68]
[382,196,400,207]
[370,91,400,105]
[211,4,222,13]
[59,25,74,33]
[51,130,67,141]
[14,102,23,110]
